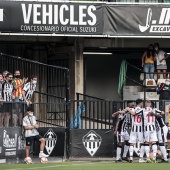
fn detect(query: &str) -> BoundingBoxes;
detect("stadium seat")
[157,79,166,85]
[144,79,157,86]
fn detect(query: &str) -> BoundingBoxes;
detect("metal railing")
[69,98,170,130]
[1,99,168,128]
[76,93,106,101]
[0,101,67,128]
[0,52,70,125]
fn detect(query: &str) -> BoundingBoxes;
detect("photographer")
[22,107,49,158]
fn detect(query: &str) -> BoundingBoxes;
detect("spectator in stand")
[2,73,14,127]
[2,71,8,83]
[0,73,4,127]
[20,75,37,110]
[158,78,170,100]
[154,43,169,79]
[141,44,156,79]
[13,70,28,126]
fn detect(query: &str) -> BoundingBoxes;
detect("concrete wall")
[84,51,142,100]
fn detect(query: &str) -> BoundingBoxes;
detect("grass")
[0,162,170,170]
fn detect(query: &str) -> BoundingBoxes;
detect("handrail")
[125,76,143,86]
[1,53,69,71]
[126,61,144,73]
[118,60,143,89]
[34,91,65,100]
[81,116,112,126]
[36,119,66,128]
[76,93,106,100]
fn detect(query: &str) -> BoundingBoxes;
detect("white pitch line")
[6,162,96,170]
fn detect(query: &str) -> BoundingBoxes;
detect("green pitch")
[0,162,169,170]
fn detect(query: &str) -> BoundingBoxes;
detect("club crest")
[44,129,57,155]
[82,130,102,156]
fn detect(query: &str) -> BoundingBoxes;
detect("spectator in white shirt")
[19,75,37,124]
[154,43,169,79]
[22,107,49,158]
[20,75,37,106]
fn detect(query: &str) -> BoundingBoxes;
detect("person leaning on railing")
[19,75,37,113]
[12,70,28,126]
[1,73,14,127]
[154,43,169,79]
[141,44,156,79]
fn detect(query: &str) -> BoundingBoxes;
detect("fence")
[0,53,69,126]
[69,99,170,130]
[3,99,168,129]
[0,101,68,128]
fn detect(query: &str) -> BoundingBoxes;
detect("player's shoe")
[129,160,133,163]
[158,159,169,163]
[152,157,157,163]
[146,158,152,163]
[122,157,129,162]
[115,159,122,163]
[139,159,146,163]
[39,153,49,158]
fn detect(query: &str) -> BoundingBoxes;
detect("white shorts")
[144,130,158,142]
[157,126,168,143]
[117,131,129,143]
[129,131,144,144]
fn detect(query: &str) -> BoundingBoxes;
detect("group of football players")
[112,99,169,163]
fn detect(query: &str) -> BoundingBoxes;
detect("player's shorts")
[157,125,168,143]
[117,130,129,143]
[26,135,43,146]
[129,131,144,144]
[144,130,158,142]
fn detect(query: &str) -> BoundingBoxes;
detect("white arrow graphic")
[139,8,152,32]
[0,9,3,21]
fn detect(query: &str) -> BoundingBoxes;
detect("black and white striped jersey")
[117,109,133,132]
[131,107,143,132]
[2,81,13,102]
[19,82,36,101]
[154,108,165,130]
[143,107,156,131]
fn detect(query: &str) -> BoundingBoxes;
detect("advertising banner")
[70,129,114,158]
[33,127,65,157]
[0,128,25,159]
[1,2,170,36]
[0,1,103,35]
[0,127,65,159]
[104,5,170,36]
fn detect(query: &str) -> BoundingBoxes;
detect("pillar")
[69,37,84,100]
